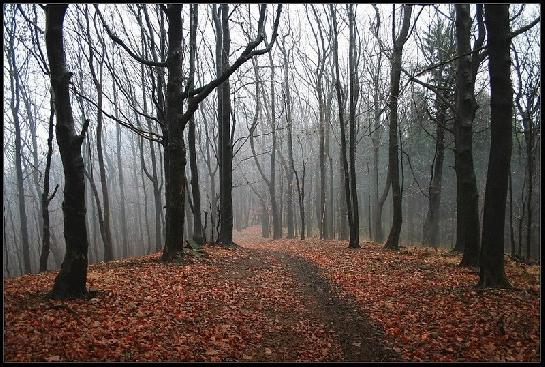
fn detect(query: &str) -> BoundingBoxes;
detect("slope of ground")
[3,226,540,362]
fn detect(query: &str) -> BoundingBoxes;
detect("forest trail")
[224,231,397,361]
[4,226,540,362]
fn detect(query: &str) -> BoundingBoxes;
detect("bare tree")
[6,8,32,273]
[384,4,413,250]
[45,4,91,298]
[478,4,513,288]
[454,4,484,267]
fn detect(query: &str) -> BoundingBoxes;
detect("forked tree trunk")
[331,4,355,247]
[46,4,90,298]
[384,4,412,250]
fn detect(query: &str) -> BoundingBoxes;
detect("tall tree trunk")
[331,4,354,247]
[371,51,384,243]
[454,4,482,267]
[318,83,326,241]
[46,4,90,298]
[128,134,145,253]
[338,158,349,240]
[268,52,282,239]
[348,4,360,248]
[7,16,32,273]
[111,57,129,258]
[217,4,234,245]
[85,11,114,261]
[324,84,334,240]
[384,4,412,250]
[162,4,186,261]
[40,101,57,272]
[281,38,295,239]
[187,4,205,244]
[294,161,306,240]
[523,116,533,260]
[478,4,512,288]
[137,136,153,252]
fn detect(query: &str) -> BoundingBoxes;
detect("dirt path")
[269,249,397,361]
[221,233,397,361]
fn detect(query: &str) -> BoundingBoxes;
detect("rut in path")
[217,242,398,361]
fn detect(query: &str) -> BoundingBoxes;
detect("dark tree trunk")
[478,4,512,288]
[281,38,295,239]
[294,161,306,240]
[348,4,360,248]
[508,169,516,258]
[261,202,270,238]
[384,4,412,250]
[217,4,234,245]
[331,5,354,247]
[128,134,145,253]
[40,101,56,272]
[161,4,186,261]
[187,4,205,244]
[454,4,482,267]
[137,136,153,252]
[338,159,349,240]
[324,80,334,240]
[46,4,90,298]
[7,16,32,273]
[422,100,447,246]
[371,50,384,243]
[268,52,282,240]
[112,60,129,258]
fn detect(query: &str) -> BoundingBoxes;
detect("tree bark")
[331,5,355,247]
[280,37,295,239]
[187,4,205,244]
[40,101,57,272]
[384,4,412,250]
[454,4,482,267]
[216,4,234,245]
[348,4,360,248]
[478,4,512,288]
[268,52,282,240]
[161,4,186,261]
[46,4,90,298]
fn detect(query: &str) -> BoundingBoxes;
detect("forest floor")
[4,226,540,362]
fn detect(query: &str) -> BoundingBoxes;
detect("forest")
[3,3,541,362]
